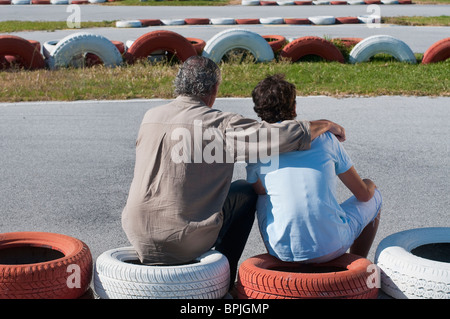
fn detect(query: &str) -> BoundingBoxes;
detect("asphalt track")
[1,97,449,270]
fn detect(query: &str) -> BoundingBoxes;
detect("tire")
[236,253,379,299]
[280,36,345,63]
[116,20,143,28]
[284,18,311,25]
[349,35,417,64]
[125,30,197,64]
[11,0,30,4]
[259,17,284,24]
[262,35,287,53]
[160,19,185,26]
[186,37,206,55]
[94,247,230,299]
[308,16,336,25]
[185,18,210,25]
[210,18,236,25]
[375,227,450,299]
[0,232,92,299]
[46,32,123,69]
[336,17,360,24]
[43,40,58,59]
[139,19,162,26]
[50,0,68,3]
[422,38,450,64]
[235,19,260,25]
[202,29,274,63]
[0,35,45,70]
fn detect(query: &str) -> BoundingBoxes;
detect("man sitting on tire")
[246,74,382,263]
[121,57,346,289]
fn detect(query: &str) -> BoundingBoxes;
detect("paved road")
[1,97,449,269]
[1,4,449,22]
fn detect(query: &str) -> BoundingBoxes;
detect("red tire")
[284,18,311,25]
[236,19,260,25]
[280,36,345,63]
[85,40,125,66]
[422,38,450,64]
[184,18,210,25]
[186,37,206,55]
[0,232,92,299]
[335,17,360,24]
[125,30,197,64]
[0,0,11,4]
[71,0,89,3]
[0,36,45,70]
[364,0,381,3]
[331,0,347,3]
[31,0,51,3]
[236,253,379,299]
[294,0,312,4]
[139,19,162,26]
[260,0,277,4]
[262,35,287,53]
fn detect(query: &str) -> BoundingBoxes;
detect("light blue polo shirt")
[246,132,354,262]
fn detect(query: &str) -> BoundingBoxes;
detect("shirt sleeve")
[224,114,311,163]
[328,132,353,175]
[245,163,260,184]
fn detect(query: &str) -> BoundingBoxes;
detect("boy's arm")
[338,166,376,202]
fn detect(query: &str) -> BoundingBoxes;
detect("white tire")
[210,18,236,25]
[375,227,450,299]
[308,16,336,25]
[259,17,284,24]
[358,15,381,24]
[47,32,123,69]
[242,0,260,5]
[160,19,185,26]
[116,20,142,28]
[202,29,274,63]
[43,40,58,59]
[348,0,365,4]
[12,0,30,4]
[381,0,399,3]
[349,35,417,64]
[94,247,230,299]
[88,0,105,2]
[50,0,68,3]
[277,1,295,5]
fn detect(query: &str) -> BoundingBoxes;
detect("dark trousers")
[214,180,257,287]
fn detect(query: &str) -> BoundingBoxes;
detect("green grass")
[382,15,450,26]
[0,21,116,33]
[0,57,448,102]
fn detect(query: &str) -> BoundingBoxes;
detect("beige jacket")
[121,96,311,264]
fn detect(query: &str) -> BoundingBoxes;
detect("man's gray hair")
[174,56,221,98]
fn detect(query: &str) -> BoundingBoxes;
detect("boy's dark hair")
[252,74,297,123]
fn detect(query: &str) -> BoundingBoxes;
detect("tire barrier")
[124,30,197,64]
[280,36,345,63]
[422,38,450,64]
[0,33,447,71]
[375,227,450,299]
[349,35,417,64]
[236,253,379,299]
[0,231,92,299]
[94,247,230,299]
[0,35,45,70]
[202,29,274,64]
[46,32,123,69]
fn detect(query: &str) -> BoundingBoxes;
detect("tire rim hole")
[411,243,450,263]
[0,246,65,265]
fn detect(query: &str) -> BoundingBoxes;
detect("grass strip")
[0,58,448,102]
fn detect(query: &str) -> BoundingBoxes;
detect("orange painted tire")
[280,36,345,63]
[184,18,210,25]
[422,38,450,64]
[0,232,92,299]
[186,37,206,55]
[336,17,360,24]
[236,253,379,299]
[284,18,311,25]
[85,40,126,66]
[262,35,287,53]
[0,35,45,70]
[139,19,162,26]
[236,19,260,25]
[125,30,197,64]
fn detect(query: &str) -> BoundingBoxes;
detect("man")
[121,56,346,286]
